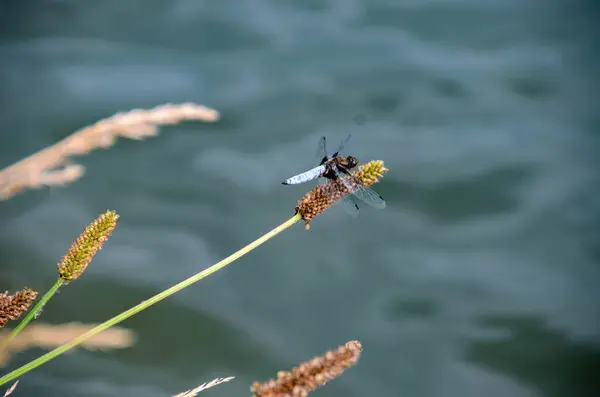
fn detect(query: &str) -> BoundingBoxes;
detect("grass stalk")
[0,279,64,352]
[0,213,301,386]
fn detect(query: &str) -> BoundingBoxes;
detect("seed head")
[57,210,119,281]
[0,288,38,329]
[251,340,363,397]
[295,160,388,229]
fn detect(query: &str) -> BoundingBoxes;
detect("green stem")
[0,213,301,386]
[0,278,65,352]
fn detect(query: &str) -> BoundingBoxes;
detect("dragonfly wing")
[340,196,360,217]
[316,136,328,165]
[332,134,352,157]
[339,174,387,209]
[282,165,325,185]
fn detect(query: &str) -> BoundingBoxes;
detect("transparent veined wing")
[340,196,360,217]
[282,164,325,185]
[339,174,386,209]
[316,136,328,165]
[316,174,360,217]
[332,134,352,158]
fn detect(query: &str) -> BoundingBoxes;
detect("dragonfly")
[282,134,386,216]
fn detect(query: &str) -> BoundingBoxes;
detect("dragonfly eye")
[348,156,358,167]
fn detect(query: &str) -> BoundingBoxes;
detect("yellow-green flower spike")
[57,210,119,281]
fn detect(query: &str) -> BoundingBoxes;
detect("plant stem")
[0,278,65,352]
[0,213,301,386]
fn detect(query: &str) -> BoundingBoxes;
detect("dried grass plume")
[0,103,219,200]
[251,340,363,397]
[172,377,235,397]
[2,381,18,397]
[0,322,136,367]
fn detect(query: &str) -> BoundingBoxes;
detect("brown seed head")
[295,160,388,229]
[0,288,38,329]
[57,210,119,281]
[251,340,363,397]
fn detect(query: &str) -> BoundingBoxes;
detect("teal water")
[1,1,599,397]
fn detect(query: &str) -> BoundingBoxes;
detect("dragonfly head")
[345,156,359,169]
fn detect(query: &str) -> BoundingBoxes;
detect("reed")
[0,213,302,386]
[0,210,119,353]
[0,106,387,396]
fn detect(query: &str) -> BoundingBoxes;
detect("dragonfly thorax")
[330,156,358,170]
[339,156,358,169]
[320,156,358,181]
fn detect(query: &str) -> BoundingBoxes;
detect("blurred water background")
[1,1,599,396]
